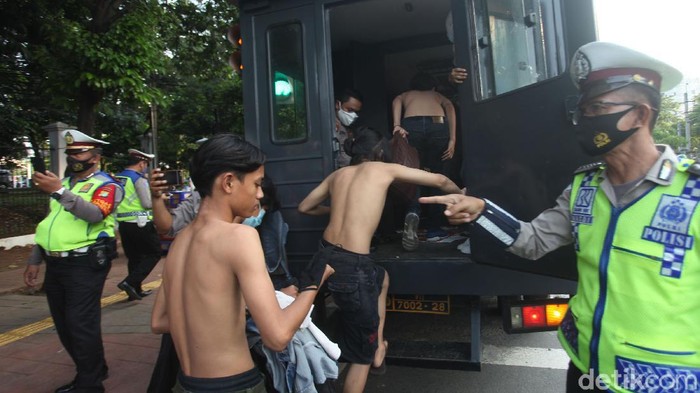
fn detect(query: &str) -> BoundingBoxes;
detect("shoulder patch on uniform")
[574,162,604,174]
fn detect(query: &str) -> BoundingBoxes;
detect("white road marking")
[482,344,569,369]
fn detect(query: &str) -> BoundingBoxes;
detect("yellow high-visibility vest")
[559,160,700,392]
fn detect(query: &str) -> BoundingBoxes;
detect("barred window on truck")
[473,0,565,100]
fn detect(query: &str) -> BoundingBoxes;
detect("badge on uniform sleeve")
[91,184,116,217]
[79,183,94,193]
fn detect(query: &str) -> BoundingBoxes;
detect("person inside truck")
[419,42,700,393]
[151,134,333,393]
[392,71,457,246]
[444,10,468,86]
[334,88,364,168]
[299,127,462,393]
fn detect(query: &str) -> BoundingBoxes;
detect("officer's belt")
[45,246,90,258]
[117,211,150,218]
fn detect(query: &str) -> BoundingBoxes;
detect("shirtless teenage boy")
[151,134,333,393]
[298,128,462,393]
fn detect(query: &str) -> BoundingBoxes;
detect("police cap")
[128,148,155,162]
[570,41,683,102]
[63,129,109,154]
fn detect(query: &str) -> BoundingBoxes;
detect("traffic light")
[274,71,293,102]
[227,24,242,75]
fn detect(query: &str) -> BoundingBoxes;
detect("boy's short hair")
[190,134,266,198]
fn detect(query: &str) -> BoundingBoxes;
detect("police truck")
[230,0,596,370]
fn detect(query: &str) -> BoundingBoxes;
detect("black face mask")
[574,106,639,156]
[66,156,95,173]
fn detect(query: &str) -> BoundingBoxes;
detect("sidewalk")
[0,245,165,392]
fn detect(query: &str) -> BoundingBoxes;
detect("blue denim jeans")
[401,116,450,229]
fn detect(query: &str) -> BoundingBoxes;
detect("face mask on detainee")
[242,208,266,228]
[337,108,358,126]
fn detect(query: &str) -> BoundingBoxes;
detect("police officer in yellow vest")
[420,42,700,393]
[24,129,124,393]
[115,149,162,301]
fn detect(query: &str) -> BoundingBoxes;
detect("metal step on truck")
[231,0,597,370]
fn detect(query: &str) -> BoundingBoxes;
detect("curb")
[0,234,35,250]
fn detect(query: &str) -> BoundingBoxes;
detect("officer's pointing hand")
[419,194,485,225]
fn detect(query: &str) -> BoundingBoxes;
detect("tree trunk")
[76,83,103,135]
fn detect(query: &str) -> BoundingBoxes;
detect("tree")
[151,0,242,167]
[1,0,241,166]
[37,1,167,134]
[652,94,685,150]
[689,95,700,158]
[0,0,169,162]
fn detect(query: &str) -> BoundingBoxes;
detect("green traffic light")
[274,72,292,97]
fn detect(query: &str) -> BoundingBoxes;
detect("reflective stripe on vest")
[35,172,119,251]
[115,169,152,222]
[558,164,700,392]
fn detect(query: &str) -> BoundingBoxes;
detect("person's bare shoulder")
[211,222,262,262]
[359,162,403,180]
[210,220,259,247]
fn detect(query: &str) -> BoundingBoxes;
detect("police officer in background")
[24,129,124,393]
[116,149,161,301]
[421,42,700,393]
[334,88,363,168]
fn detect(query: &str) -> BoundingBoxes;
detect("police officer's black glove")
[297,253,327,292]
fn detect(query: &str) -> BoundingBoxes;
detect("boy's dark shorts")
[318,240,386,365]
[173,368,265,393]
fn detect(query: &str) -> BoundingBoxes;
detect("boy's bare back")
[396,90,452,118]
[301,161,460,254]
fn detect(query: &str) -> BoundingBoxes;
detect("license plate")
[386,294,450,315]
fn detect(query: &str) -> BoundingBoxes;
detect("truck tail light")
[504,297,570,333]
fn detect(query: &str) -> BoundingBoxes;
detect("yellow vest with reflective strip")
[559,161,700,392]
[35,172,119,251]
[115,169,152,222]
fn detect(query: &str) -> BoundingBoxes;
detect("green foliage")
[1,0,242,167]
[652,95,685,148]
[652,93,700,158]
[690,95,700,159]
[146,0,242,167]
